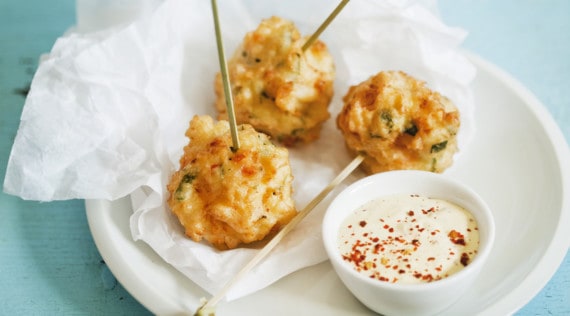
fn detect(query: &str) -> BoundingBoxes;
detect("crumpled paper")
[3,0,476,301]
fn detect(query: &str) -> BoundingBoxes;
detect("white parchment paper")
[3,0,476,301]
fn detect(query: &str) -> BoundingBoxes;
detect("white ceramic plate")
[86,54,570,315]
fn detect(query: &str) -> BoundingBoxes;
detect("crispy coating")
[215,16,335,146]
[167,115,297,250]
[337,71,460,174]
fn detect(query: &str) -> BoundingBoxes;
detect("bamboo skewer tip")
[302,0,350,51]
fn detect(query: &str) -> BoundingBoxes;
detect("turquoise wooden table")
[1,0,568,315]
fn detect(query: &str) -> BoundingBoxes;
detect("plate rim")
[86,52,570,315]
[462,52,570,315]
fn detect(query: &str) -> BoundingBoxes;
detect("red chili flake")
[241,165,257,177]
[342,240,369,267]
[209,139,222,147]
[363,261,376,271]
[359,221,367,227]
[421,207,435,215]
[373,244,381,254]
[343,250,366,266]
[232,152,246,162]
[422,274,434,282]
[460,253,470,266]
[448,230,466,246]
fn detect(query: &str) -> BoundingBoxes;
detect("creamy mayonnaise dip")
[337,194,479,284]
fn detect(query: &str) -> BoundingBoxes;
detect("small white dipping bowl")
[322,170,495,316]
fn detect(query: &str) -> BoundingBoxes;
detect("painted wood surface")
[1,0,568,314]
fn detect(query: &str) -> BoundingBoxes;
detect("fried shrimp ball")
[337,71,461,174]
[167,115,297,250]
[215,16,335,146]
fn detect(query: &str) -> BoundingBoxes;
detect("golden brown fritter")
[167,115,297,250]
[215,16,335,146]
[337,71,460,174]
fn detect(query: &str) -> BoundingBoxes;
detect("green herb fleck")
[430,140,448,153]
[181,173,197,184]
[175,172,198,200]
[380,111,394,130]
[291,128,304,136]
[404,123,418,136]
[260,90,275,102]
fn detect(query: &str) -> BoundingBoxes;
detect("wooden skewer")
[302,0,350,51]
[196,2,354,314]
[211,0,240,151]
[195,154,364,315]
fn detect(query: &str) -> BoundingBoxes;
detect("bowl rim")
[322,169,496,292]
